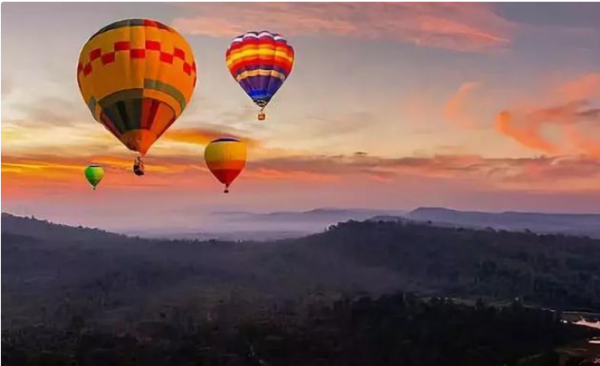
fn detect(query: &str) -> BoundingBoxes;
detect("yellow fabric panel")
[142,89,182,116]
[77,22,196,117]
[226,49,294,65]
[227,45,292,58]
[79,26,194,65]
[227,55,292,70]
[204,141,247,164]
[236,69,286,82]
[205,160,246,171]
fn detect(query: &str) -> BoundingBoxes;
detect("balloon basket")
[258,112,266,121]
[133,156,145,176]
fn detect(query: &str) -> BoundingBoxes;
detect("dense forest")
[3,214,600,364]
[3,293,599,366]
[310,220,600,311]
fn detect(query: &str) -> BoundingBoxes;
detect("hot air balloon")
[204,138,247,193]
[77,19,197,175]
[226,31,294,121]
[85,165,105,190]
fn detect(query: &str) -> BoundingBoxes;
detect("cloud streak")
[8,149,598,193]
[495,73,600,157]
[173,3,511,53]
[444,81,481,128]
[162,127,259,147]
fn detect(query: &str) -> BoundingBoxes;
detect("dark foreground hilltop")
[4,294,599,366]
[3,214,600,365]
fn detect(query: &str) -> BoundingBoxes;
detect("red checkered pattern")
[78,40,196,78]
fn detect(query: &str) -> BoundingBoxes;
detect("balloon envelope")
[77,19,197,156]
[85,165,105,190]
[226,31,294,109]
[204,138,247,192]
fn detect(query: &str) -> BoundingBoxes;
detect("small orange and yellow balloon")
[204,138,247,193]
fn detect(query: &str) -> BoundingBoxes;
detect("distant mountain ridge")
[215,207,407,222]
[6,205,600,241]
[400,207,600,239]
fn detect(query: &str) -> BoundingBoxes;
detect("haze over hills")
[131,208,407,240]
[214,208,407,223]
[129,206,600,240]
[5,204,600,242]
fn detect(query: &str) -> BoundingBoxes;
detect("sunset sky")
[2,3,600,231]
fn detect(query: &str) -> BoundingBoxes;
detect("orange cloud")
[173,3,511,53]
[495,73,600,157]
[444,81,480,128]
[162,128,259,147]
[245,168,337,182]
[4,147,600,201]
[495,110,561,154]
[565,126,600,159]
[249,152,600,192]
[556,73,600,101]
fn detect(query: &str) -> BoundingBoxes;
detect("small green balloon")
[85,165,105,190]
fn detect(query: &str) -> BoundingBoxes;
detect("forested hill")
[1,213,127,243]
[305,220,600,310]
[3,214,600,364]
[3,214,600,329]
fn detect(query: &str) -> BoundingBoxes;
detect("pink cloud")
[495,73,600,157]
[556,73,600,101]
[172,3,511,53]
[5,150,598,192]
[495,109,561,154]
[444,81,481,128]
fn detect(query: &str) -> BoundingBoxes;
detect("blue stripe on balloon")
[249,90,270,98]
[246,77,284,99]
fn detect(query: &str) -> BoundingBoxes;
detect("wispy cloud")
[2,77,14,99]
[495,73,600,157]
[495,110,561,154]
[565,126,600,159]
[173,3,512,53]
[163,127,259,147]
[8,97,89,127]
[444,81,481,128]
[557,73,600,101]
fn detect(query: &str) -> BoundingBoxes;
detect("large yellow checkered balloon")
[77,19,197,156]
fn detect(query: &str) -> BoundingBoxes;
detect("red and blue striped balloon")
[226,31,294,115]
